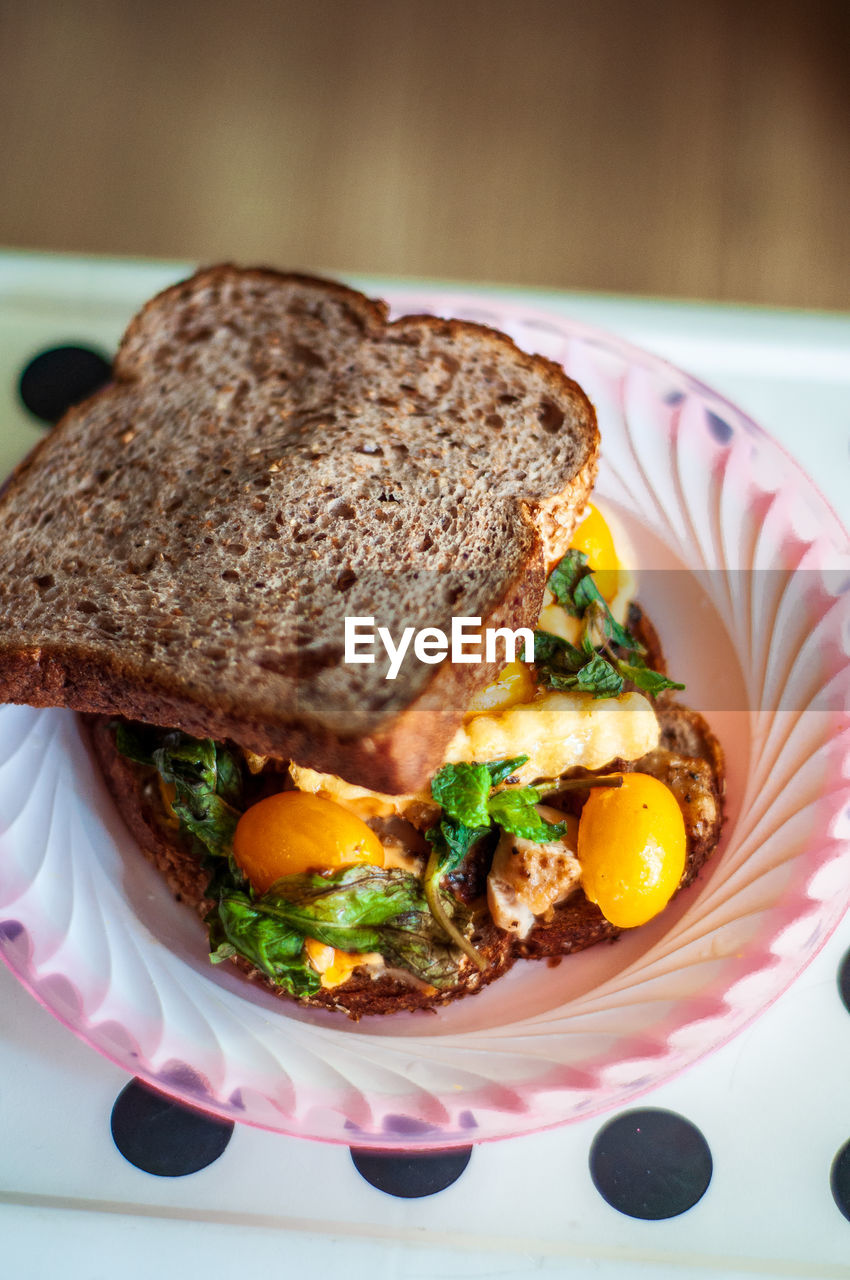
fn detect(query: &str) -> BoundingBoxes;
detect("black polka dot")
[111,1078,233,1177]
[831,1139,850,1221]
[589,1108,712,1219]
[350,1146,472,1198]
[837,949,850,1013]
[19,345,112,425]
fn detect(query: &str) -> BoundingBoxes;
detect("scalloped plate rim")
[0,289,848,1149]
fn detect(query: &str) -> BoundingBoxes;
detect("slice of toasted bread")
[0,267,598,793]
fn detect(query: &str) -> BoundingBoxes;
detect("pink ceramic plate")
[1,289,848,1149]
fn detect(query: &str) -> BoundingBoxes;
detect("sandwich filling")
[111,503,716,1006]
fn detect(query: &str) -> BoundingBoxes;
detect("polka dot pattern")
[111,1079,233,1177]
[589,1108,712,1219]
[350,1146,472,1198]
[18,345,111,425]
[836,948,850,1014]
[7,334,848,1235]
[831,1140,850,1222]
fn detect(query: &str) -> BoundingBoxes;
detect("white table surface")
[1,251,849,1280]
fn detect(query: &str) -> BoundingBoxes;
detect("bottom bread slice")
[87,698,724,1018]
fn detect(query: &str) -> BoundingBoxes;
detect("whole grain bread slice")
[0,267,598,792]
[88,694,724,1017]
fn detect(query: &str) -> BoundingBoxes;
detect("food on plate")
[576,772,686,928]
[0,266,724,1016]
[232,791,385,890]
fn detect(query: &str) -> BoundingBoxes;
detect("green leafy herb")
[562,651,625,698]
[209,899,322,999]
[429,757,532,829]
[428,758,564,846]
[214,866,471,991]
[485,756,529,786]
[487,788,566,842]
[546,548,589,616]
[532,628,585,670]
[424,757,569,966]
[422,817,490,968]
[616,657,685,696]
[574,581,634,651]
[546,550,634,654]
[156,738,242,859]
[430,762,493,828]
[425,816,491,878]
[533,629,618,697]
[536,545,685,698]
[115,722,243,862]
[210,746,244,809]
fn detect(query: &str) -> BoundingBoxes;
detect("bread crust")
[1,541,545,795]
[0,267,598,793]
[0,266,725,1017]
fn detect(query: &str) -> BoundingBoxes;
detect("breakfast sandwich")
[0,267,724,1016]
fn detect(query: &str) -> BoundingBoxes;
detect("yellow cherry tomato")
[571,503,621,602]
[577,773,686,928]
[233,791,384,892]
[465,659,537,719]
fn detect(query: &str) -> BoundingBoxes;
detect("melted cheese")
[288,762,431,821]
[303,938,385,989]
[292,687,659,814]
[444,688,659,784]
[380,837,425,875]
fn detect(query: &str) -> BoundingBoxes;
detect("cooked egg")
[232,791,384,892]
[464,659,537,719]
[577,772,686,928]
[288,762,433,823]
[242,748,271,775]
[445,689,659,784]
[535,600,583,647]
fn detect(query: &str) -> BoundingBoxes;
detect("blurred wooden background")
[1,0,848,308]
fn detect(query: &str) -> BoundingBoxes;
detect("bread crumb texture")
[0,268,598,786]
